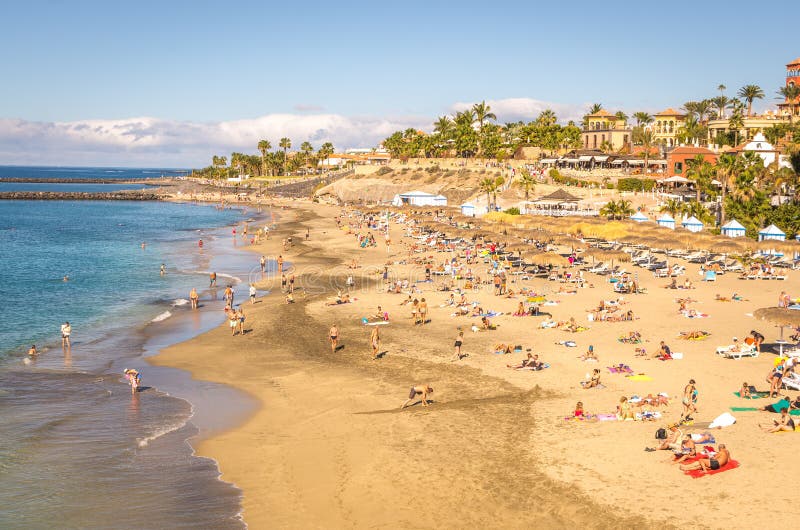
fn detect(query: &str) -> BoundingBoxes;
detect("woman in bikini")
[189,287,199,309]
[761,408,796,433]
[680,379,698,421]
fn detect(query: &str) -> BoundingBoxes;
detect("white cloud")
[0,114,430,167]
[0,98,586,167]
[450,97,586,125]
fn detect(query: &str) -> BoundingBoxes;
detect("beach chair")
[723,344,758,359]
[703,270,717,282]
[782,372,800,391]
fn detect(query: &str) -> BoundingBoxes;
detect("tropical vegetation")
[195,139,336,179]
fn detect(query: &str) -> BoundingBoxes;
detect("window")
[623,134,629,144]
[593,135,597,148]
[674,162,683,174]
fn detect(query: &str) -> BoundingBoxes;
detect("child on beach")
[123,368,140,394]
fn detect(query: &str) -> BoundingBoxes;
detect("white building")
[681,215,704,233]
[391,191,448,207]
[758,224,786,241]
[721,219,746,238]
[740,133,792,169]
[656,214,676,230]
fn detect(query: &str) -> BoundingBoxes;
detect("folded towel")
[626,374,653,382]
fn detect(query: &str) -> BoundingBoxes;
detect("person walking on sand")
[224,285,234,307]
[278,255,284,273]
[370,326,381,359]
[190,287,199,309]
[260,255,266,273]
[419,298,428,325]
[401,385,434,409]
[229,308,239,336]
[451,331,464,361]
[249,283,257,304]
[289,274,295,294]
[210,271,217,287]
[681,379,698,422]
[236,307,246,335]
[329,324,339,353]
[61,322,71,349]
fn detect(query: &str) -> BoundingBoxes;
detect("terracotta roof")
[787,57,800,67]
[655,108,686,117]
[586,109,614,118]
[669,146,716,155]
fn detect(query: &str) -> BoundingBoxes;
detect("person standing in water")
[61,322,71,350]
[28,345,38,356]
[249,284,257,304]
[260,255,266,273]
[189,287,199,309]
[209,272,217,287]
[124,368,140,394]
[277,255,284,273]
[160,263,166,276]
[329,324,339,353]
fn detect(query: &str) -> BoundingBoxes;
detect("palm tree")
[433,115,454,138]
[660,198,684,222]
[479,176,504,209]
[599,199,634,220]
[718,84,726,97]
[516,169,536,201]
[696,100,714,122]
[279,137,292,175]
[318,142,334,171]
[257,140,271,177]
[537,109,557,127]
[615,111,629,124]
[711,96,730,119]
[714,153,740,225]
[640,129,655,177]
[633,112,653,126]
[686,154,712,203]
[589,103,603,114]
[728,108,745,146]
[473,101,496,158]
[737,85,764,116]
[778,85,800,120]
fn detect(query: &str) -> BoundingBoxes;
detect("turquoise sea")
[0,168,267,528]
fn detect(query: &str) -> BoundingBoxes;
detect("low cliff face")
[0,191,162,200]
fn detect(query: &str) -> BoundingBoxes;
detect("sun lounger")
[716,344,757,359]
[782,372,800,391]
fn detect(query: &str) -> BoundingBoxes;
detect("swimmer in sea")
[63,275,69,282]
[28,345,38,356]
[160,263,166,276]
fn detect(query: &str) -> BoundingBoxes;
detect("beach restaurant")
[391,191,448,207]
[521,188,588,216]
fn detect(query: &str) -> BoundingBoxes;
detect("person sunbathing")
[679,444,730,473]
[680,330,709,340]
[740,382,752,399]
[581,369,601,389]
[672,435,696,464]
[513,302,527,316]
[617,396,635,420]
[494,343,513,354]
[636,393,669,407]
[481,316,496,330]
[666,278,678,289]
[653,423,683,451]
[580,345,598,361]
[574,401,584,418]
[325,292,351,305]
[715,294,731,302]
[508,353,543,370]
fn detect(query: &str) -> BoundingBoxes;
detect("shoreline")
[150,198,800,529]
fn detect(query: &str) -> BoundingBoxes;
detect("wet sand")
[153,200,796,529]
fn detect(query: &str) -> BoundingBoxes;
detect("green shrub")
[503,207,521,215]
[617,178,655,192]
[376,166,393,176]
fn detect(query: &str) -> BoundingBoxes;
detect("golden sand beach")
[152,200,798,529]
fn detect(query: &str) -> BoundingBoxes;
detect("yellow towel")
[626,374,653,382]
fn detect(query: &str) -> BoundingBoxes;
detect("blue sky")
[0,0,796,166]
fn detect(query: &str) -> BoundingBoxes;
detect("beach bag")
[655,428,667,440]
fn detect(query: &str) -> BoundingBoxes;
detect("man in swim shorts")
[61,322,71,349]
[401,385,434,409]
[329,324,339,353]
[680,444,730,473]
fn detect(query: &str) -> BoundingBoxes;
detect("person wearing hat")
[652,423,683,451]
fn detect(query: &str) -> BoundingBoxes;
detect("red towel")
[685,460,740,478]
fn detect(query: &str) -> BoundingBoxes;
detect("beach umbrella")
[526,252,566,267]
[585,249,631,264]
[754,308,800,356]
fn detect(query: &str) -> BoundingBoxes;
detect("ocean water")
[0,193,268,528]
[0,165,187,180]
